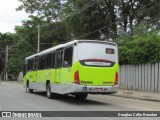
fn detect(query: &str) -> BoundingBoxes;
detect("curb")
[110,94,160,102]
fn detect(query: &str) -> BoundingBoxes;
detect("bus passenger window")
[28,59,33,71]
[35,57,39,70]
[64,47,73,67]
[46,53,53,69]
[52,53,55,68]
[56,50,63,68]
[40,55,46,69]
[33,59,35,70]
[26,60,29,71]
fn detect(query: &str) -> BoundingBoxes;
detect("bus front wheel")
[46,83,53,99]
[26,81,33,93]
[75,94,88,99]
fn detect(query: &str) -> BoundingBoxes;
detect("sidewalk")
[112,89,160,102]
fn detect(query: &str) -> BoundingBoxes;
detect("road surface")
[0,81,159,120]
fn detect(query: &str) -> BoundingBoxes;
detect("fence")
[119,62,160,92]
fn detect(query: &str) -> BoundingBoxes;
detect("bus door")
[62,47,73,84]
[55,49,63,83]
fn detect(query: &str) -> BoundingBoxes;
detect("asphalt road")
[0,81,159,120]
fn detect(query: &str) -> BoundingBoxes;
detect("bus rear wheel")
[46,83,60,99]
[75,94,88,99]
[26,81,33,93]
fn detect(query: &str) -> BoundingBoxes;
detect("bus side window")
[27,60,30,71]
[26,60,29,71]
[52,52,55,68]
[30,59,33,70]
[56,49,63,68]
[38,57,41,70]
[39,55,46,69]
[35,57,39,70]
[27,59,33,71]
[63,47,73,67]
[23,63,27,76]
[39,56,42,70]
[46,53,53,69]
[33,58,35,70]
[24,60,28,74]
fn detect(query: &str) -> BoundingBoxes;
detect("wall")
[119,62,160,92]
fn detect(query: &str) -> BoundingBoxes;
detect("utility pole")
[38,24,40,52]
[5,45,8,81]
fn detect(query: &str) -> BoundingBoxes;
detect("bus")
[23,40,119,99]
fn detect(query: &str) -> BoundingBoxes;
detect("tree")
[0,33,15,73]
[17,0,62,22]
[118,0,160,34]
[116,24,160,65]
[62,0,118,39]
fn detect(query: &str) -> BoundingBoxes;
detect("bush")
[116,31,160,65]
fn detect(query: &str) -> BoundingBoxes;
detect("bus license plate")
[95,88,103,91]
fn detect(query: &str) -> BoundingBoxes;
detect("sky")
[0,0,29,33]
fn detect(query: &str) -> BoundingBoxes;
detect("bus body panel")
[37,69,54,84]
[77,62,118,86]
[61,68,72,84]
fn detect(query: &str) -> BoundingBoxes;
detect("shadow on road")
[31,91,109,106]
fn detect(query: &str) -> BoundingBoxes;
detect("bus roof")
[25,40,117,60]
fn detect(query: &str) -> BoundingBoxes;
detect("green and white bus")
[23,40,119,99]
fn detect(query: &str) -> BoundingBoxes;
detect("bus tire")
[46,83,59,99]
[46,83,53,99]
[26,81,33,93]
[75,93,88,99]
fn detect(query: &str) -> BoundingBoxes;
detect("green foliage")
[0,33,15,72]
[63,0,117,39]
[16,0,62,22]
[117,30,160,65]
[0,33,14,49]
